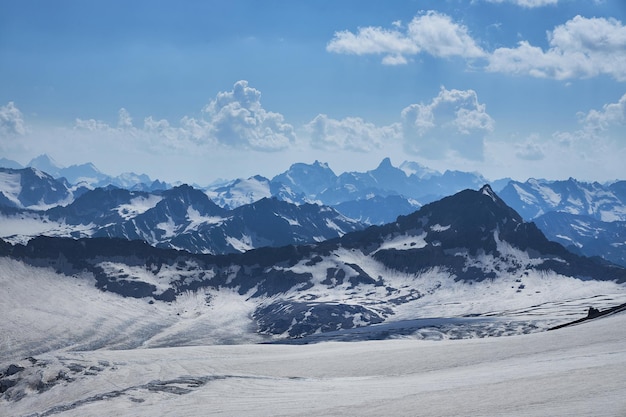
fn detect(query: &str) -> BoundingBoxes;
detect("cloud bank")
[0,102,27,136]
[72,81,296,152]
[401,87,494,160]
[484,0,559,7]
[328,12,626,82]
[327,11,485,66]
[488,16,626,81]
[306,114,401,152]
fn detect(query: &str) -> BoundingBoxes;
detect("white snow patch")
[430,224,450,232]
[206,177,271,208]
[280,215,301,227]
[0,171,22,207]
[156,216,177,238]
[226,235,255,252]
[0,213,97,243]
[116,195,163,220]
[537,184,562,207]
[184,207,226,232]
[377,232,428,251]
[512,183,538,206]
[324,218,344,234]
[555,234,582,247]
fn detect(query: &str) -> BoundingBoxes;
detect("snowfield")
[2,309,626,416]
[2,257,626,416]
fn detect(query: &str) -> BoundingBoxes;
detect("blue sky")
[1,0,625,184]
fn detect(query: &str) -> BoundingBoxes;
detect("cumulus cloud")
[202,80,296,150]
[401,87,494,160]
[74,117,111,132]
[488,16,626,81]
[0,101,27,136]
[327,11,485,65]
[71,81,296,152]
[328,12,626,83]
[306,114,401,151]
[579,92,626,133]
[118,108,133,129]
[484,0,558,7]
[515,134,545,160]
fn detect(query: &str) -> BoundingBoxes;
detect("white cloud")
[515,134,545,160]
[579,92,626,133]
[327,11,485,65]
[118,108,133,129]
[406,11,485,59]
[71,81,296,152]
[328,13,626,83]
[488,16,626,81]
[74,117,111,132]
[489,94,626,180]
[202,80,296,151]
[0,102,27,136]
[401,87,494,160]
[484,0,558,7]
[305,114,401,152]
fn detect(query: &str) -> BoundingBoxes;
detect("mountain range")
[2,156,626,267]
[3,163,626,417]
[2,154,169,191]
[0,181,362,254]
[2,185,625,344]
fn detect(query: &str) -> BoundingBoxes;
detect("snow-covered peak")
[398,160,439,179]
[207,175,272,209]
[27,154,63,177]
[0,167,73,210]
[480,184,498,202]
[499,178,626,222]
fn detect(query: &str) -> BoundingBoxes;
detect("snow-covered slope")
[206,175,307,209]
[0,167,73,210]
[3,185,625,344]
[534,211,626,267]
[0,184,365,254]
[499,177,626,221]
[2,185,626,415]
[1,276,625,416]
[25,153,168,191]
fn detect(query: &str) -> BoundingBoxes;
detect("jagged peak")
[376,157,393,170]
[312,160,330,169]
[480,184,498,202]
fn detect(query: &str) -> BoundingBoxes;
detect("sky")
[1,0,626,185]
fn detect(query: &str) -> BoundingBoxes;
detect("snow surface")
[2,305,626,416]
[116,195,163,220]
[376,232,428,251]
[225,235,255,252]
[0,213,97,244]
[513,182,539,206]
[206,177,272,209]
[0,171,22,207]
[2,253,626,415]
[430,223,450,232]
[184,207,225,232]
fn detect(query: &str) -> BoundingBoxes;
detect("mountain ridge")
[3,185,625,341]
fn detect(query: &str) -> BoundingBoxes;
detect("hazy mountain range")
[2,155,626,267]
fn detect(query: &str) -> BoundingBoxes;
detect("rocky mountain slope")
[2,185,624,342]
[534,211,626,267]
[499,177,626,221]
[0,184,363,254]
[0,167,75,210]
